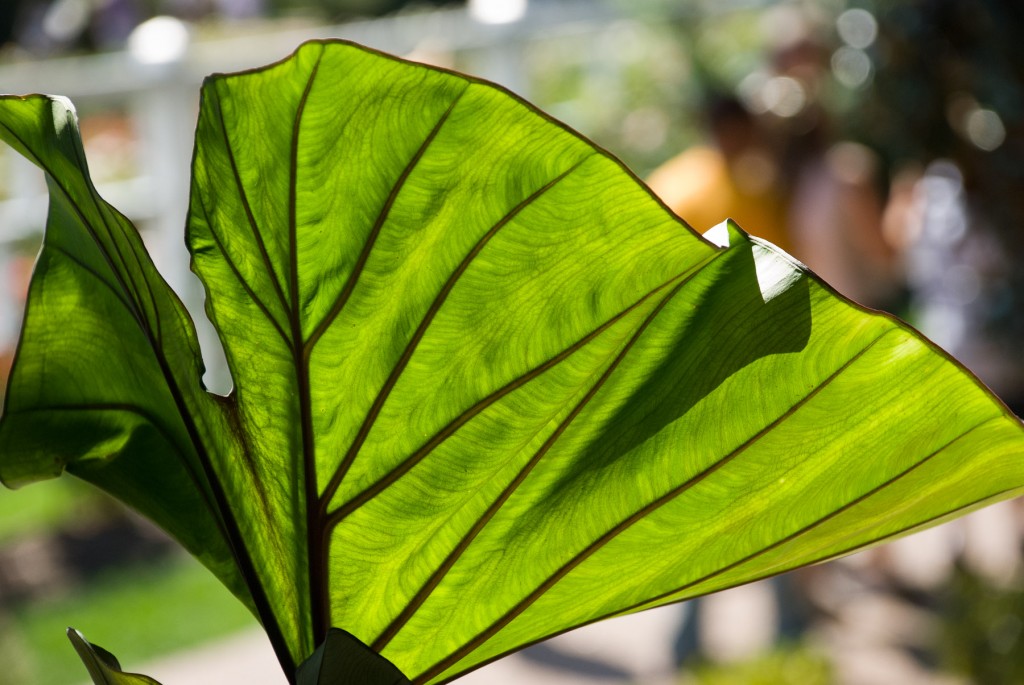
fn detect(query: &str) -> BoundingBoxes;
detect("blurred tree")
[940,562,1024,685]
[0,0,27,47]
[848,0,1024,393]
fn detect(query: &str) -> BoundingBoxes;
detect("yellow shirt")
[646,146,791,253]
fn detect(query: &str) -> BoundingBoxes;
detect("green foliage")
[0,475,94,544]
[940,564,1024,684]
[686,645,832,685]
[1,40,1022,684]
[7,554,255,685]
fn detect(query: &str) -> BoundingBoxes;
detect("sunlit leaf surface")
[2,41,1022,684]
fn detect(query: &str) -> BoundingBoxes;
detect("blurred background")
[0,0,1023,683]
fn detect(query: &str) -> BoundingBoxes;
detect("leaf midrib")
[209,81,292,323]
[286,45,329,647]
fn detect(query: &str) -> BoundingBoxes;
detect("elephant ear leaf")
[2,39,1024,685]
[67,629,163,685]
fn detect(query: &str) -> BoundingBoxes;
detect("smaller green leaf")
[66,628,163,685]
[297,628,411,685]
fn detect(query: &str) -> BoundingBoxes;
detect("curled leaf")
[67,628,163,685]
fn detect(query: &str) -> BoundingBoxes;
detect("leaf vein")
[65,129,163,344]
[7,402,231,550]
[48,244,139,323]
[318,150,595,514]
[608,415,1000,615]
[432,474,1022,685]
[0,119,148,330]
[194,191,291,346]
[286,45,330,646]
[303,85,470,356]
[415,329,892,682]
[325,249,724,527]
[372,269,692,651]
[209,83,292,316]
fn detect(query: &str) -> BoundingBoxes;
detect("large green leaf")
[1,40,1023,685]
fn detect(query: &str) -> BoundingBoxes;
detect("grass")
[0,477,95,545]
[1,551,257,685]
[684,645,832,685]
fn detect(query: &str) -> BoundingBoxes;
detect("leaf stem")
[158,356,298,679]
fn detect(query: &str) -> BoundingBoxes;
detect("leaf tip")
[702,218,749,248]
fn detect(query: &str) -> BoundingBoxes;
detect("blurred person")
[9,0,145,53]
[885,161,1023,405]
[851,0,1024,414]
[646,94,792,254]
[767,36,903,311]
[786,137,900,310]
[646,80,902,314]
